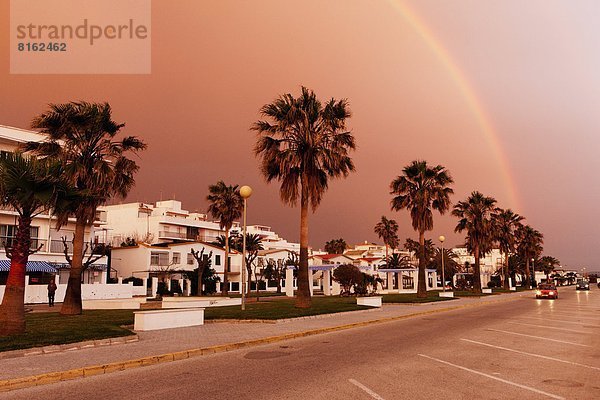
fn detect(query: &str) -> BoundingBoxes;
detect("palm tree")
[0,153,66,335]
[324,238,348,254]
[207,181,243,295]
[429,248,461,287]
[390,161,454,298]
[516,225,544,287]
[252,87,356,308]
[452,191,497,294]
[26,102,146,315]
[492,208,524,289]
[374,216,399,263]
[404,237,435,263]
[382,253,412,269]
[537,256,560,281]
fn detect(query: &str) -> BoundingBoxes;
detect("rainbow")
[387,0,520,210]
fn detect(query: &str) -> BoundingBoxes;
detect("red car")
[536,284,558,299]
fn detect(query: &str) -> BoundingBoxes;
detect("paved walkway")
[0,292,529,381]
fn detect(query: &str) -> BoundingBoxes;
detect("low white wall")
[161,297,241,308]
[0,282,143,304]
[134,308,205,331]
[83,298,147,310]
[356,296,382,307]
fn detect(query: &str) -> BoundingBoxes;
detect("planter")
[356,296,382,307]
[482,288,492,294]
[134,307,205,331]
[439,291,454,298]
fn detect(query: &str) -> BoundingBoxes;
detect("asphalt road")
[6,287,600,400]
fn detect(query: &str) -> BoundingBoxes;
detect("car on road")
[576,280,590,290]
[536,283,558,299]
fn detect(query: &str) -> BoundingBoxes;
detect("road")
[5,287,600,400]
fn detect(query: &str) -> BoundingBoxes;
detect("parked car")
[576,280,590,290]
[536,284,558,299]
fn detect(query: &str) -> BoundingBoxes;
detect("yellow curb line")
[0,293,524,392]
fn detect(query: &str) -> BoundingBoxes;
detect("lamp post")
[439,235,446,292]
[239,185,252,311]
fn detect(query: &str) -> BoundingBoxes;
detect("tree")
[374,216,399,262]
[215,232,264,296]
[324,238,347,254]
[190,248,213,295]
[332,264,363,296]
[404,238,435,263]
[390,161,453,298]
[27,101,146,315]
[206,181,243,295]
[428,248,461,287]
[491,208,524,289]
[382,253,412,269]
[263,255,292,294]
[537,256,560,281]
[252,87,356,308]
[0,153,67,335]
[452,191,497,294]
[516,225,544,288]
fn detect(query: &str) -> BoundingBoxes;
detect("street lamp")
[439,235,446,293]
[239,185,252,311]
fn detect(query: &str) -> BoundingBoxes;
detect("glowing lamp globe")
[438,235,445,243]
[240,185,253,199]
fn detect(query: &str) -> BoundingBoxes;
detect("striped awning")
[0,260,58,273]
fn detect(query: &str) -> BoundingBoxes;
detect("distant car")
[536,284,558,299]
[576,280,590,290]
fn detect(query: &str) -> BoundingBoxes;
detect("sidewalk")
[0,291,529,385]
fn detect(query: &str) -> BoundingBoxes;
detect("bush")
[123,276,144,286]
[333,264,363,296]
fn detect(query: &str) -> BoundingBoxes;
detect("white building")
[111,241,242,295]
[452,247,504,288]
[0,125,108,288]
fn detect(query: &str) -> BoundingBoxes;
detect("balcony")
[158,231,197,241]
[48,239,107,255]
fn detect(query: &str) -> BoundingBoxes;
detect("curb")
[0,293,525,392]
[0,335,139,361]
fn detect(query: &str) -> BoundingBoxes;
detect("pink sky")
[1,0,598,269]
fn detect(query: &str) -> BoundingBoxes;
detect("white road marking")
[507,321,591,334]
[486,328,591,347]
[461,338,600,371]
[520,316,600,326]
[348,379,386,400]
[533,312,599,320]
[417,354,565,400]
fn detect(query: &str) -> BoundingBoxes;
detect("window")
[150,252,169,266]
[172,252,181,264]
[215,255,221,266]
[0,225,40,249]
[187,253,194,265]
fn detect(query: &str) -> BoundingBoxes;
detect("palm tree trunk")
[60,219,86,315]
[0,215,32,336]
[524,257,531,288]
[222,230,229,295]
[296,181,311,308]
[503,252,510,290]
[246,258,252,298]
[472,245,482,294]
[416,229,427,298]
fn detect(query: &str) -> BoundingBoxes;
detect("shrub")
[333,264,363,296]
[123,276,144,286]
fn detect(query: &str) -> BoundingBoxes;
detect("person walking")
[47,279,57,307]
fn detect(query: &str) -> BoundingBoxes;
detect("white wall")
[0,282,143,304]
